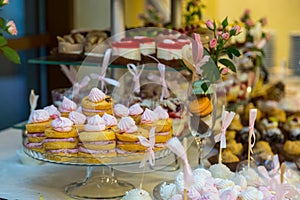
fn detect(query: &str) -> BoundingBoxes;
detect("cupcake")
[115,117,149,155]
[60,96,77,117]
[81,87,114,117]
[68,111,86,131]
[128,103,144,124]
[25,109,51,153]
[78,115,116,163]
[43,117,78,161]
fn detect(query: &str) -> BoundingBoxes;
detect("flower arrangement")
[205,17,241,74]
[183,0,205,27]
[0,0,20,64]
[138,4,163,27]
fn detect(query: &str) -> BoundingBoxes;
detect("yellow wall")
[202,0,300,67]
[125,0,145,28]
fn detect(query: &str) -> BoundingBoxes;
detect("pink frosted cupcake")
[43,104,61,120]
[128,103,144,125]
[102,113,118,131]
[113,103,129,121]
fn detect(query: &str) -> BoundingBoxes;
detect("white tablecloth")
[0,128,194,200]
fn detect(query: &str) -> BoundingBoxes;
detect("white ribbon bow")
[138,127,156,168]
[158,63,170,101]
[166,137,194,190]
[29,89,39,112]
[214,110,236,148]
[127,63,145,94]
[90,48,120,93]
[73,76,91,96]
[249,109,257,154]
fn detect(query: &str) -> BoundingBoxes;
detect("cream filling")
[157,47,182,60]
[113,47,141,61]
[140,42,155,55]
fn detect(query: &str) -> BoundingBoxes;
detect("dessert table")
[0,127,198,200]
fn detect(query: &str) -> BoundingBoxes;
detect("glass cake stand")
[22,137,171,199]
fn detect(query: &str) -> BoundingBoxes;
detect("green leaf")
[1,46,21,64]
[0,36,7,46]
[227,46,241,57]
[227,51,233,59]
[0,17,5,29]
[219,58,236,72]
[222,17,228,28]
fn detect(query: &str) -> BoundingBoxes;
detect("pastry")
[153,105,173,144]
[57,33,84,55]
[102,113,118,131]
[113,103,129,120]
[43,104,61,120]
[68,111,86,131]
[228,114,243,132]
[122,36,156,56]
[140,108,159,131]
[156,39,185,61]
[59,96,77,118]
[253,140,274,161]
[115,117,149,154]
[112,40,141,61]
[188,96,213,117]
[226,140,243,156]
[25,109,51,152]
[44,117,78,161]
[81,87,114,117]
[283,115,300,140]
[283,140,300,158]
[78,115,116,163]
[128,103,144,124]
[260,118,284,144]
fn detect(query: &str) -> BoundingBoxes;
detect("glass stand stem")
[194,137,204,168]
[65,166,134,199]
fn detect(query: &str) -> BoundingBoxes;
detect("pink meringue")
[69,111,86,125]
[129,103,143,116]
[51,117,73,132]
[43,105,61,119]
[60,96,77,112]
[85,115,106,131]
[153,105,169,119]
[114,104,129,117]
[88,88,105,102]
[28,109,50,123]
[118,117,138,133]
[141,108,158,124]
[102,113,117,127]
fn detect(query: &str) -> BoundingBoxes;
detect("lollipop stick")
[248,132,251,168]
[218,144,222,164]
[280,163,286,184]
[183,138,188,200]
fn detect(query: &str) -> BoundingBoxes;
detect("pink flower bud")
[222,32,229,40]
[7,20,17,35]
[209,38,217,49]
[3,0,9,4]
[221,67,229,75]
[261,17,267,26]
[246,19,254,26]
[206,20,214,30]
[232,25,241,34]
[245,9,251,15]
[217,31,222,37]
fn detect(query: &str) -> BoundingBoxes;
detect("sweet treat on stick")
[44,117,78,161]
[121,188,152,200]
[25,109,51,153]
[59,96,77,118]
[81,87,113,117]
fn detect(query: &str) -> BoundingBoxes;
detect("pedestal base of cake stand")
[65,166,134,199]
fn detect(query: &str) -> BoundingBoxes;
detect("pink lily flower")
[7,20,17,35]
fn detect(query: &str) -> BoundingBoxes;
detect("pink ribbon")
[127,64,145,94]
[269,154,280,176]
[90,48,120,92]
[192,33,210,75]
[249,109,257,154]
[214,110,236,148]
[138,127,156,168]
[73,76,91,96]
[166,137,193,190]
[158,63,170,101]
